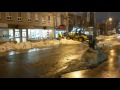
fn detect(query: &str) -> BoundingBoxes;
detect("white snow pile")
[59,39,81,45]
[115,34,120,42]
[0,42,15,52]
[0,39,81,52]
[97,41,111,48]
[97,34,120,49]
[96,35,106,41]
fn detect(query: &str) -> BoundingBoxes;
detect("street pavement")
[0,44,87,78]
[61,35,120,78]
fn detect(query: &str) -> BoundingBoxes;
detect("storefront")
[55,25,67,38]
[0,29,9,41]
[8,28,54,43]
[0,24,55,43]
[0,23,9,42]
[55,30,66,38]
[28,29,54,40]
[8,29,27,43]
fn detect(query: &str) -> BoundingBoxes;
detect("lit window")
[48,16,51,23]
[35,13,39,23]
[42,16,46,23]
[17,12,22,21]
[6,12,12,20]
[27,12,32,22]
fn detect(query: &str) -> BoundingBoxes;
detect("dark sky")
[96,12,120,23]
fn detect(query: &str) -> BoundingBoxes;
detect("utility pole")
[66,12,69,32]
[53,12,57,39]
[93,12,96,37]
[75,12,77,28]
[88,12,97,49]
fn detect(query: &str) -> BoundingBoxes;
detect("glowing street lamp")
[106,17,112,35]
[109,18,112,21]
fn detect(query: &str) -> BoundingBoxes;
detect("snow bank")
[0,39,81,52]
[0,42,15,52]
[96,35,105,41]
[60,39,81,45]
[83,49,107,67]
[97,34,120,49]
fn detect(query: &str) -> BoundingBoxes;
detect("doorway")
[14,29,27,43]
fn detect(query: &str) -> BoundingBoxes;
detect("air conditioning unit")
[42,20,45,23]
[18,17,22,21]
[36,20,38,22]
[28,18,32,22]
[7,17,12,20]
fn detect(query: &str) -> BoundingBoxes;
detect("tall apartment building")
[0,12,67,43]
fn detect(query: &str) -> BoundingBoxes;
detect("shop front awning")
[59,25,66,30]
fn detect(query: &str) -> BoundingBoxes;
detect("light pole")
[106,17,112,35]
[66,12,69,32]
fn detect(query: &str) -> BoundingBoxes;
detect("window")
[42,16,46,23]
[17,12,22,21]
[48,16,51,23]
[27,12,32,22]
[0,12,1,20]
[35,13,39,23]
[6,12,12,20]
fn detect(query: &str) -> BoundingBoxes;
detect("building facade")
[0,12,86,43]
[0,12,58,43]
[53,12,67,38]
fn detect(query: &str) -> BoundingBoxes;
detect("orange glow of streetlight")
[108,18,112,21]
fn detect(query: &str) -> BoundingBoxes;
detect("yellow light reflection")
[110,50,115,56]
[109,58,114,68]
[61,70,86,78]
[106,39,111,41]
[8,51,15,55]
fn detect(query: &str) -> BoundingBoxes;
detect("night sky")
[96,12,120,23]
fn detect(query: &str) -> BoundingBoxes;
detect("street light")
[65,12,69,32]
[109,18,112,21]
[106,17,112,35]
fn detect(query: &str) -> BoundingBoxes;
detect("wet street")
[61,45,120,78]
[0,44,87,78]
[1,36,120,78]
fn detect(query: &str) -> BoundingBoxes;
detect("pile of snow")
[110,41,120,46]
[32,41,46,48]
[97,34,120,49]
[0,39,81,52]
[96,35,105,41]
[98,41,111,49]
[0,42,15,52]
[114,34,120,42]
[60,39,81,45]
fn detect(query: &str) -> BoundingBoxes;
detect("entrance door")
[15,29,27,43]
[15,29,20,43]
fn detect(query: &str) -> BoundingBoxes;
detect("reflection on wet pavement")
[0,44,85,78]
[61,46,120,78]
[8,51,20,56]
